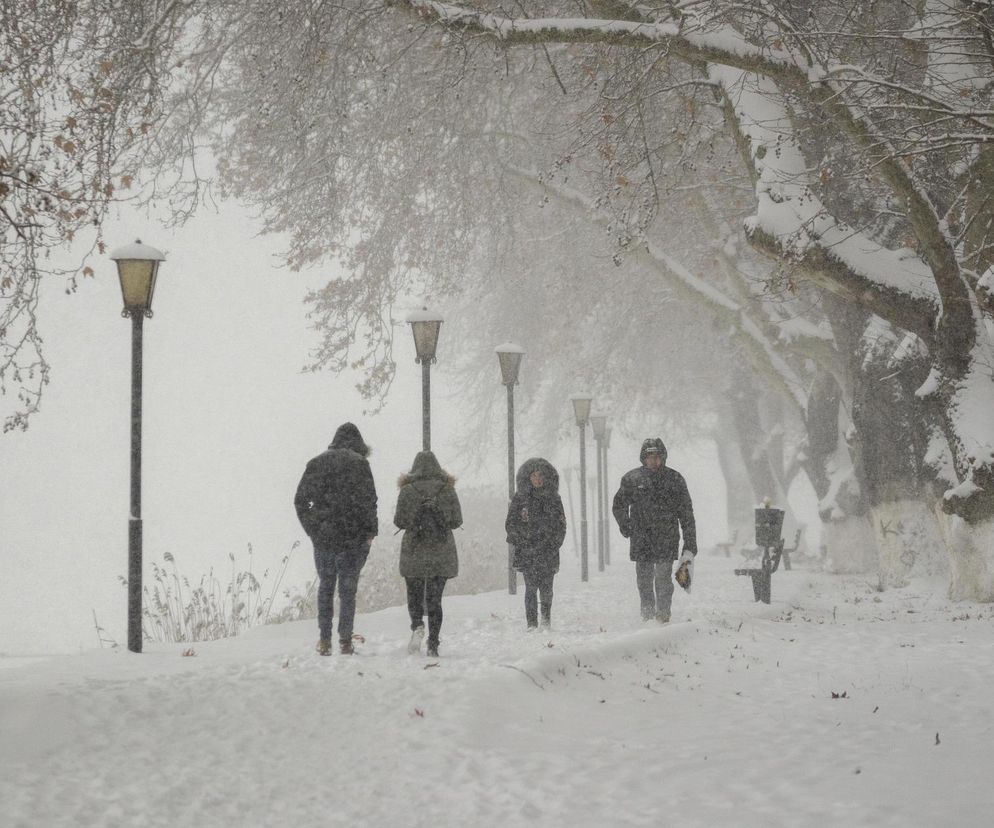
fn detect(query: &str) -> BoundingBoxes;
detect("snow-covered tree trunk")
[871,499,949,589]
[937,516,994,602]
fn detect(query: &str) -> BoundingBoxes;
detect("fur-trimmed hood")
[514,457,560,495]
[397,450,456,488]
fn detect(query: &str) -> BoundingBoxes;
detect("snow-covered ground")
[2,551,992,827]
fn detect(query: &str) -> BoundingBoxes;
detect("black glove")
[619,522,631,539]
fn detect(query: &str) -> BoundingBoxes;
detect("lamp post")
[110,239,166,654]
[496,342,524,595]
[590,414,607,573]
[603,424,612,565]
[406,307,443,451]
[570,393,592,582]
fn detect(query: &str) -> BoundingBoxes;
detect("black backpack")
[412,497,448,544]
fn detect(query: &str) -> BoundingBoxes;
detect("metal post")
[579,424,588,582]
[421,361,431,451]
[603,438,611,565]
[506,383,517,595]
[128,312,144,653]
[595,432,604,572]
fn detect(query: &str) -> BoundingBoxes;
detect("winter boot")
[426,642,439,658]
[655,610,671,623]
[339,639,355,655]
[316,638,331,656]
[408,624,426,655]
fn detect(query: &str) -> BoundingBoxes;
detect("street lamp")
[110,239,166,654]
[496,342,524,595]
[590,414,607,573]
[406,307,443,451]
[603,424,613,565]
[570,392,592,582]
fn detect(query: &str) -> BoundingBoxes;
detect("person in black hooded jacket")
[612,438,696,622]
[294,422,378,655]
[505,458,567,630]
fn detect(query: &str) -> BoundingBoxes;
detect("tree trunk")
[938,516,994,602]
[715,401,758,544]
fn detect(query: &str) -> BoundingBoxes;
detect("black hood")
[330,422,370,457]
[639,437,667,465]
[515,457,560,494]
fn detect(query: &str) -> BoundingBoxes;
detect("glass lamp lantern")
[406,307,444,364]
[110,239,166,318]
[570,393,593,427]
[495,342,525,386]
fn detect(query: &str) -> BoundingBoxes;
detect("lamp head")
[110,239,165,318]
[406,307,444,364]
[570,393,592,426]
[495,341,525,386]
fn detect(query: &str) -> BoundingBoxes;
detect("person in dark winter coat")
[505,458,567,630]
[612,438,697,622]
[393,451,462,658]
[294,422,378,655]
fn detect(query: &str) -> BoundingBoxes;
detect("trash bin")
[755,507,784,548]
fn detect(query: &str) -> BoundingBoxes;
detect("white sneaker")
[408,625,425,654]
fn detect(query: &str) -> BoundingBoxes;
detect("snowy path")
[2,553,993,827]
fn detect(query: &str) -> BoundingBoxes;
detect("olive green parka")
[393,451,462,578]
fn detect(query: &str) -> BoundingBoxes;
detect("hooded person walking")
[505,458,567,630]
[612,438,697,622]
[294,422,378,655]
[393,451,463,658]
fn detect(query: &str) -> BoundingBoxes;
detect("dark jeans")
[522,569,554,627]
[406,576,447,646]
[313,542,368,643]
[635,559,674,618]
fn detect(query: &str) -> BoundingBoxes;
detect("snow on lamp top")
[110,239,166,316]
[495,341,525,385]
[405,306,443,364]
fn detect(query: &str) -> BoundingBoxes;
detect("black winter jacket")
[294,423,378,548]
[612,464,696,562]
[505,458,567,575]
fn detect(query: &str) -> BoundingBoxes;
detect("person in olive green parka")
[393,450,462,657]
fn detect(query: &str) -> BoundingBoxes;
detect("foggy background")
[1,199,811,655]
